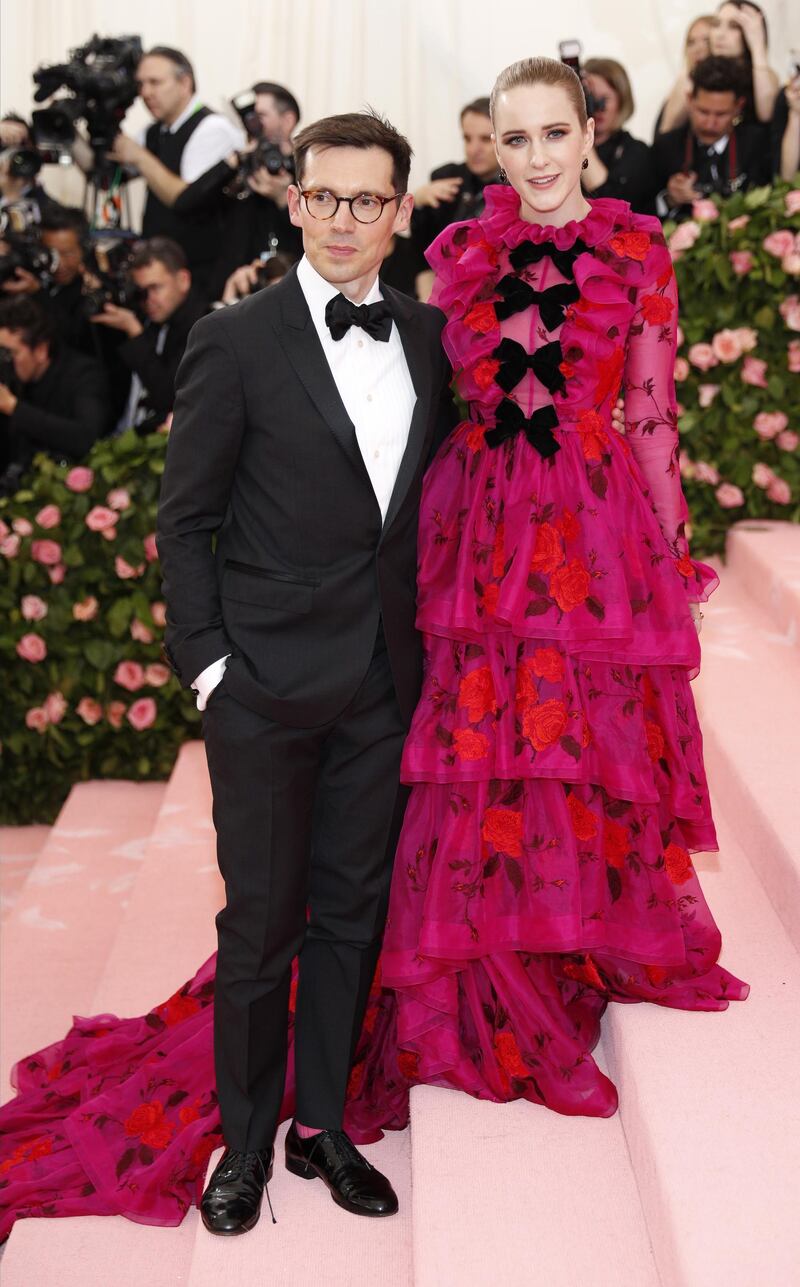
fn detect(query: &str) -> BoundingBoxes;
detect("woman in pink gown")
[0,57,747,1238]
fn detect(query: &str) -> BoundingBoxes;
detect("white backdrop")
[2,0,798,215]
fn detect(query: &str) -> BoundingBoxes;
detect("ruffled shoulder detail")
[479,185,622,252]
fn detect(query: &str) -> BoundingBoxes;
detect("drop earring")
[581,157,589,171]
[498,167,508,183]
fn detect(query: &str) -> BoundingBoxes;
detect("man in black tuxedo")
[157,110,454,1234]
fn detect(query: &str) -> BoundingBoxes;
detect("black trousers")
[202,640,407,1152]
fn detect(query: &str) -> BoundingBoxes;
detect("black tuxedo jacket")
[157,265,455,728]
[119,289,209,421]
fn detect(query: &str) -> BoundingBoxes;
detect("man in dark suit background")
[157,110,454,1234]
[410,96,501,261]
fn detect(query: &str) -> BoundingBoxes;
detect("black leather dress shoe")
[284,1123,398,1217]
[200,1146,275,1234]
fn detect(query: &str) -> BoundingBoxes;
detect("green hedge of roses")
[1,181,799,823]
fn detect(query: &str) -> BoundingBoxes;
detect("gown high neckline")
[479,182,623,250]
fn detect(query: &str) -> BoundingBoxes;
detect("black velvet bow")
[492,337,566,396]
[485,399,560,458]
[494,274,579,331]
[509,237,588,282]
[325,293,393,342]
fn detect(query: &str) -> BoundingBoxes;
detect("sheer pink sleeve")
[623,254,717,602]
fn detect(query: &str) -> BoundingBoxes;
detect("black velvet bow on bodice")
[508,237,588,282]
[484,400,560,459]
[494,276,580,331]
[492,337,566,396]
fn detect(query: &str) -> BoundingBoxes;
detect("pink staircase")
[2,522,800,1285]
[0,825,50,920]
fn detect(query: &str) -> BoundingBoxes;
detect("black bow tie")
[492,337,566,396]
[494,274,580,331]
[325,293,392,342]
[485,399,561,459]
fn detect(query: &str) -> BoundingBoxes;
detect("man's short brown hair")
[292,110,412,192]
[130,237,188,275]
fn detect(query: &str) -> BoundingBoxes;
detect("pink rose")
[679,452,695,479]
[763,230,796,259]
[0,520,8,540]
[715,483,745,509]
[25,707,49,733]
[16,633,47,662]
[114,660,145,692]
[21,594,48,621]
[676,324,684,347]
[43,691,67,724]
[115,556,145,579]
[788,341,800,373]
[754,411,788,440]
[48,563,66,585]
[669,220,700,254]
[729,250,754,276]
[782,252,800,277]
[150,601,167,628]
[767,476,792,505]
[752,462,774,489]
[741,356,768,388]
[107,488,131,511]
[127,697,157,731]
[130,618,154,644]
[143,532,158,562]
[73,596,99,621]
[674,356,690,382]
[12,517,33,536]
[106,701,126,729]
[144,663,170,687]
[785,190,800,216]
[698,383,720,407]
[76,697,103,725]
[65,466,94,492]
[35,504,61,529]
[30,539,62,566]
[732,327,758,352]
[711,329,742,363]
[692,198,718,223]
[779,295,800,331]
[694,461,720,485]
[85,506,117,532]
[777,430,798,452]
[727,214,750,231]
[100,526,117,542]
[688,342,718,371]
[0,533,21,557]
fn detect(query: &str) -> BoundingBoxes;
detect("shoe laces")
[217,1148,276,1223]
[307,1128,372,1173]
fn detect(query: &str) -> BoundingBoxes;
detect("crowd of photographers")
[0,4,798,494]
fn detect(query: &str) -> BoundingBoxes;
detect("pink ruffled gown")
[0,189,747,1238]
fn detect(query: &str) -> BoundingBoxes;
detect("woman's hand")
[690,603,703,634]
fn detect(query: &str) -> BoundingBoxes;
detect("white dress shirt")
[192,254,417,710]
[136,96,243,182]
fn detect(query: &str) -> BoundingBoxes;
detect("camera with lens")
[30,34,142,176]
[225,89,295,199]
[558,40,606,117]
[0,205,60,288]
[81,236,138,318]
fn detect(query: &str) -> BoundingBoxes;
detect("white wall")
[2,0,798,216]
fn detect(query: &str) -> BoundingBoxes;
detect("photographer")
[91,236,207,429]
[1,207,97,356]
[0,116,63,225]
[209,82,303,298]
[580,59,656,214]
[0,295,111,489]
[105,46,243,293]
[652,55,772,221]
[411,97,500,258]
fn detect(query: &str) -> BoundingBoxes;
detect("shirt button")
[367,394,373,402]
[374,450,380,459]
[358,339,364,348]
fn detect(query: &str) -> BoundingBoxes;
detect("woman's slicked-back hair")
[490,57,587,130]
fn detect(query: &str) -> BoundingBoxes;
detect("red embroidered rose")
[557,507,580,542]
[559,360,576,379]
[124,1100,175,1148]
[473,357,501,390]
[458,666,496,722]
[664,842,693,884]
[464,301,498,333]
[482,582,500,615]
[161,991,201,1025]
[641,292,674,325]
[398,1050,420,1080]
[179,1102,200,1125]
[530,522,564,574]
[515,659,539,708]
[494,1031,528,1078]
[594,346,625,405]
[482,806,524,857]
[550,559,591,613]
[491,522,506,579]
[453,727,490,760]
[466,424,486,453]
[609,230,651,261]
[675,551,694,579]
[563,955,605,990]
[532,646,564,683]
[645,720,666,761]
[577,409,609,461]
[191,1134,221,1172]
[522,698,568,751]
[645,964,669,987]
[603,818,629,868]
[566,793,598,841]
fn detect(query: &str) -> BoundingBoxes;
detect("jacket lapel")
[381,282,433,536]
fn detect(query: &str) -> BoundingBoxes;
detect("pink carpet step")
[725,520,800,647]
[602,806,800,1286]
[186,1120,413,1287]
[0,780,165,1087]
[0,1212,198,1287]
[409,1084,658,1287]
[693,566,800,951]
[0,825,50,920]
